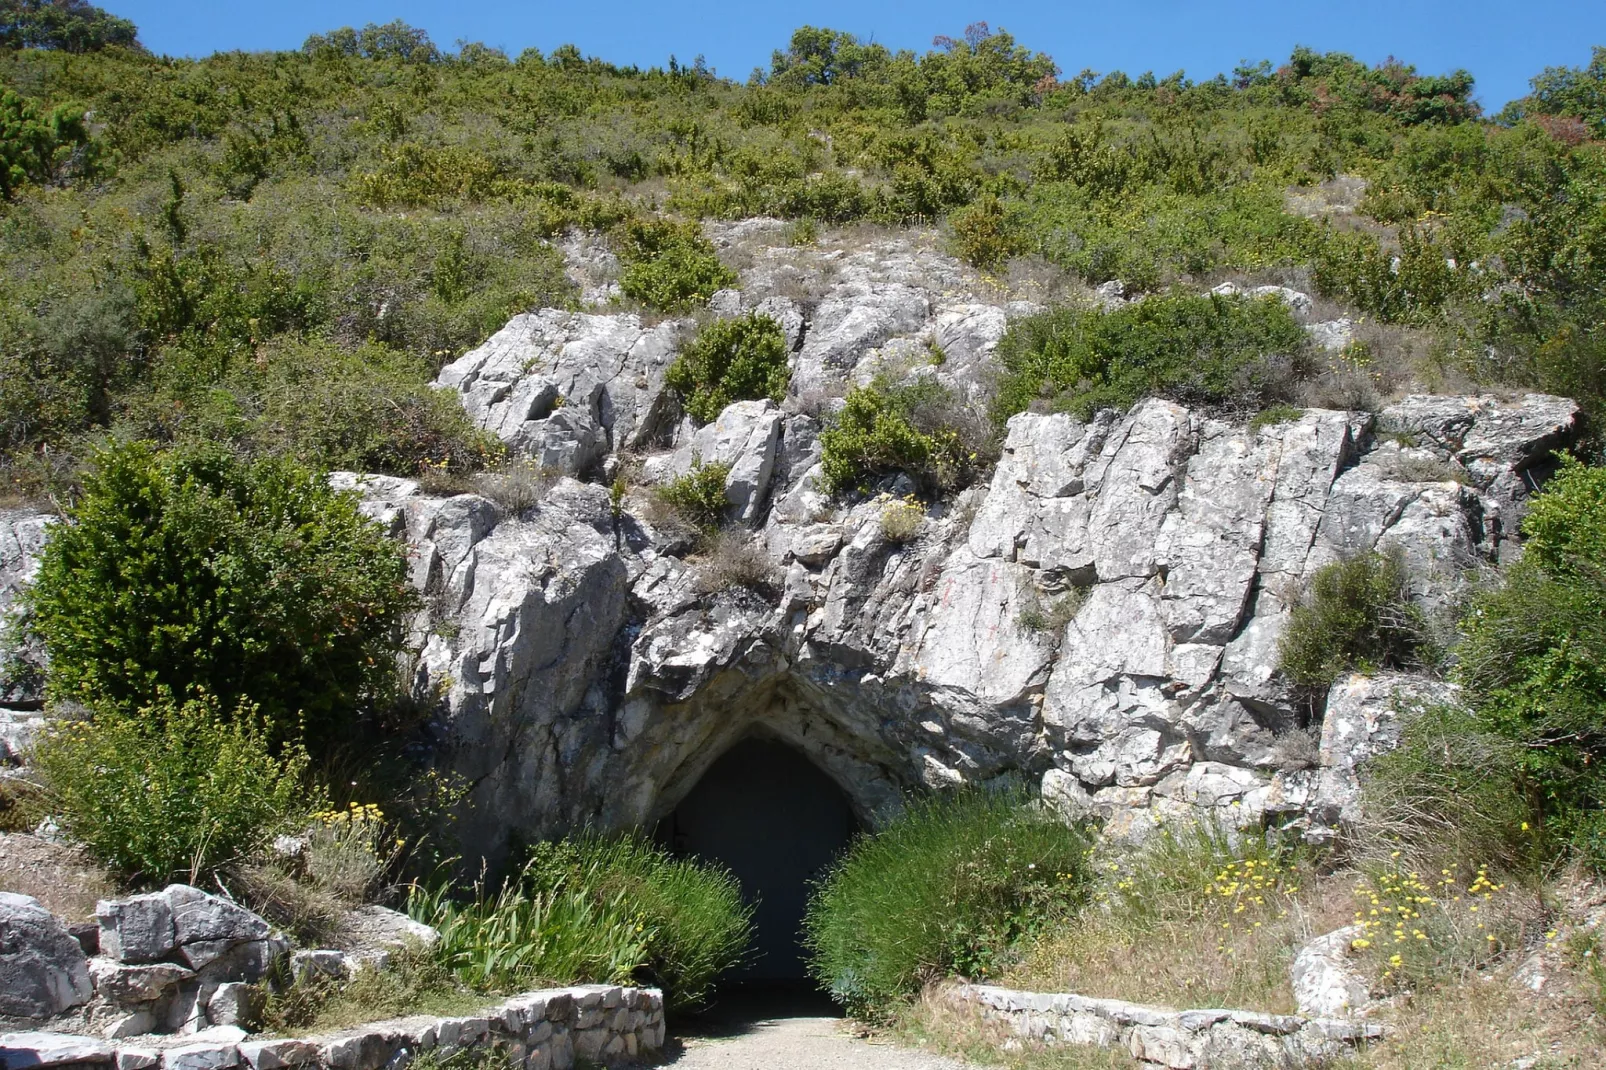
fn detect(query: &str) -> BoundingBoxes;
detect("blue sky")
[111,1,1606,111]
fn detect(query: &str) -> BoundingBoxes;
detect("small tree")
[27,442,417,750]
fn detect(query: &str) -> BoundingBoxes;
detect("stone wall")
[950,983,1383,1069]
[0,984,666,1070]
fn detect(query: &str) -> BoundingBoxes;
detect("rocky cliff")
[0,226,1583,862]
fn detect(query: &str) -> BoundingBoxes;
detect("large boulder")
[0,511,52,708]
[0,892,92,1019]
[435,310,685,476]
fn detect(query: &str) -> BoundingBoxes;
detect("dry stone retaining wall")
[0,984,665,1070]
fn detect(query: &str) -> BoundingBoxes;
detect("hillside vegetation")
[1,13,1604,502]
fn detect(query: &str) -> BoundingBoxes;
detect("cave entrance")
[661,736,860,982]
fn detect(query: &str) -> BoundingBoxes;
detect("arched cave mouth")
[659,735,861,985]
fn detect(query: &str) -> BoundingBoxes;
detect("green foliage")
[30,693,318,883]
[949,193,1022,269]
[26,442,417,750]
[127,338,502,475]
[993,294,1312,422]
[413,832,752,1011]
[1500,46,1606,136]
[1277,548,1429,694]
[665,313,790,424]
[521,833,753,1012]
[803,789,1094,1018]
[656,460,732,529]
[1450,459,1606,869]
[616,219,735,312]
[818,379,982,496]
[1248,403,1304,431]
[1,88,89,198]
[0,0,137,54]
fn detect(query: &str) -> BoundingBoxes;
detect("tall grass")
[803,789,1094,1019]
[410,831,752,1013]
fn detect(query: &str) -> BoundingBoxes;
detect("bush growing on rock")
[616,219,736,312]
[818,378,986,496]
[803,789,1094,1018]
[992,293,1313,422]
[26,441,418,750]
[1277,547,1430,697]
[664,313,791,424]
[30,692,319,883]
[657,459,733,529]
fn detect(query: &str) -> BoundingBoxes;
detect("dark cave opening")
[660,736,860,982]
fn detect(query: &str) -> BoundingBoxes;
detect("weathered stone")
[0,893,93,1019]
[234,1040,318,1070]
[202,984,260,1030]
[88,958,192,1006]
[1291,927,1371,1018]
[97,896,175,966]
[0,1032,114,1068]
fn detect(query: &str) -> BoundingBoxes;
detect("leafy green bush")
[1449,459,1606,868]
[616,219,735,312]
[523,833,753,1012]
[1,88,90,198]
[818,379,983,495]
[664,313,790,424]
[657,460,732,529]
[414,832,751,1012]
[803,789,1094,1018]
[992,294,1312,422]
[30,693,318,883]
[948,193,1022,269]
[26,442,417,749]
[1277,547,1430,695]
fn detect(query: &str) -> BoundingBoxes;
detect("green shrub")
[992,294,1312,422]
[657,460,732,529]
[30,693,318,884]
[616,219,736,312]
[26,441,418,749]
[664,313,790,424]
[1449,459,1606,869]
[948,193,1022,269]
[1277,547,1430,695]
[818,379,983,496]
[522,833,753,1012]
[1,89,91,198]
[803,789,1094,1018]
[413,832,752,1012]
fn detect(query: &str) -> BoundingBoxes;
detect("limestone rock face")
[434,310,686,476]
[0,228,1585,863]
[0,892,93,1019]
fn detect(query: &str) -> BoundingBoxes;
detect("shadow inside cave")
[659,734,861,986]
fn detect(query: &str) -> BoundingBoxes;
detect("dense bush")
[31,693,318,883]
[1277,547,1430,696]
[1,87,89,198]
[1451,460,1606,867]
[992,294,1312,422]
[414,832,752,1011]
[664,313,790,424]
[26,442,417,749]
[803,789,1094,1018]
[656,460,733,529]
[616,219,735,312]
[819,378,986,495]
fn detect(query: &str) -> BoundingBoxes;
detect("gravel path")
[660,987,970,1070]
[664,1014,969,1069]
